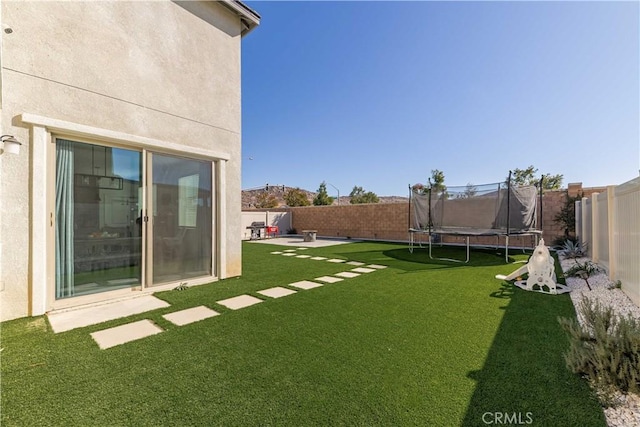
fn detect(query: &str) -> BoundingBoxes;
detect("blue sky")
[241,1,639,196]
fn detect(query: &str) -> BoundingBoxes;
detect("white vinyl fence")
[576,177,640,306]
[241,211,292,240]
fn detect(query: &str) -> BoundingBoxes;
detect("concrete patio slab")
[288,280,323,290]
[162,306,219,326]
[335,272,361,279]
[258,287,298,298]
[91,319,163,350]
[48,295,171,333]
[310,256,328,261]
[366,264,388,269]
[315,276,344,283]
[327,259,347,263]
[217,295,263,310]
[346,261,365,266]
[250,236,354,248]
[351,267,376,273]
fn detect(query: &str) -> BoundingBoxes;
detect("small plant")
[558,296,640,399]
[564,261,601,291]
[556,239,587,259]
[607,280,623,291]
[286,227,297,235]
[174,282,189,291]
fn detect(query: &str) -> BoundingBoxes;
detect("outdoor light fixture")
[1,135,22,155]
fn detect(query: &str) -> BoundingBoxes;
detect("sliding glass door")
[55,139,142,298]
[55,140,214,300]
[150,153,212,284]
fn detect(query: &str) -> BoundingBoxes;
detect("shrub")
[556,239,587,259]
[564,260,601,291]
[559,297,640,397]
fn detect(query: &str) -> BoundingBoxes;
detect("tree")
[313,181,334,206]
[349,186,380,204]
[255,192,278,209]
[508,165,563,190]
[430,169,446,193]
[284,188,310,207]
[411,183,427,195]
[460,183,478,199]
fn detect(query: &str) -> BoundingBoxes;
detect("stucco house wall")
[0,1,258,321]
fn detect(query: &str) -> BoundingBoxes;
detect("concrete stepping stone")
[310,256,328,261]
[296,248,309,250]
[283,249,297,252]
[366,264,387,269]
[258,287,298,298]
[217,294,263,310]
[91,319,163,350]
[271,251,284,255]
[162,306,219,326]
[327,258,346,263]
[295,255,312,258]
[315,276,344,283]
[281,253,297,257]
[351,267,376,273]
[346,261,365,266]
[48,295,170,333]
[335,271,360,279]
[289,280,323,290]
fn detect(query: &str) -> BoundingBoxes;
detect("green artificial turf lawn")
[1,241,605,426]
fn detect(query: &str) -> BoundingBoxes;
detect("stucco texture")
[0,1,246,320]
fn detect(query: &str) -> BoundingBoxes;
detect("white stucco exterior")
[0,1,259,321]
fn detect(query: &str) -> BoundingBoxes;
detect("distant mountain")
[242,186,408,209]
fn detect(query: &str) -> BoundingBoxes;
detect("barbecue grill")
[246,221,266,240]
[246,221,279,240]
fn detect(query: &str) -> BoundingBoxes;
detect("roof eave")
[220,0,260,37]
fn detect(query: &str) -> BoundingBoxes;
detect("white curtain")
[55,139,75,298]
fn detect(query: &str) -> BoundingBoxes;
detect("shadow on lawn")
[461,283,606,426]
[380,247,517,271]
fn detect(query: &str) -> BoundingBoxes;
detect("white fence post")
[607,185,616,280]
[581,196,589,256]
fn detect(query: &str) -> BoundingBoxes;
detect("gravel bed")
[559,255,640,427]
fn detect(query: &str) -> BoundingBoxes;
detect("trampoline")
[409,174,543,263]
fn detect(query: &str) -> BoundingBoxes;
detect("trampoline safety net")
[410,181,539,235]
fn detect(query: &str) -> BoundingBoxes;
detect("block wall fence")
[244,184,599,247]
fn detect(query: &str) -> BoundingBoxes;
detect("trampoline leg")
[464,236,470,263]
[428,236,433,260]
[505,235,509,263]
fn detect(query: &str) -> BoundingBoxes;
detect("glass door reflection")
[151,153,212,284]
[55,139,142,299]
